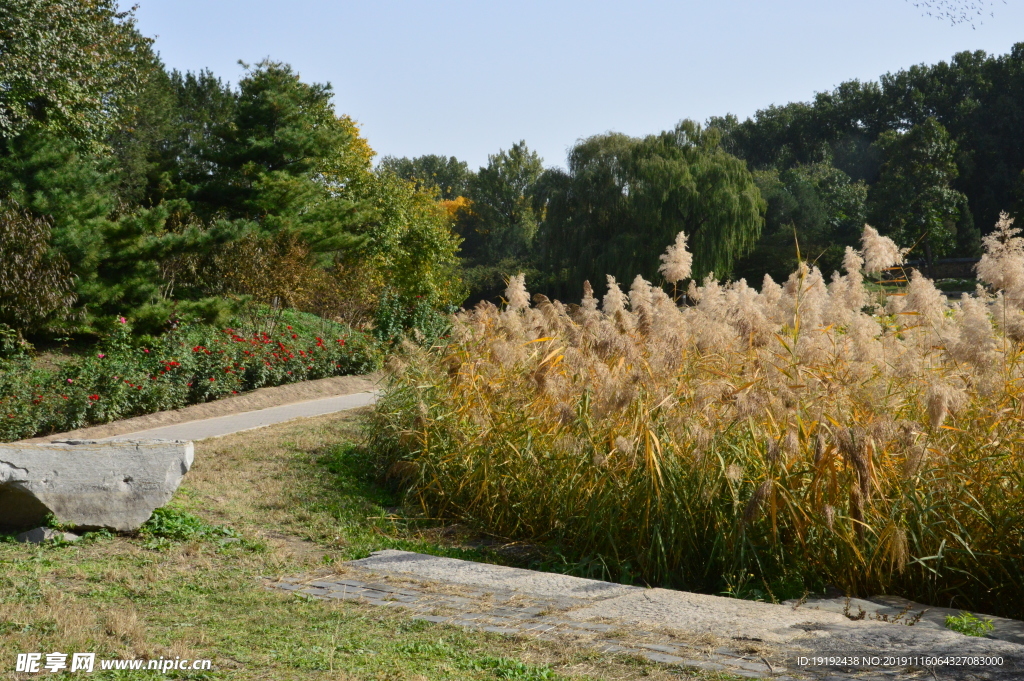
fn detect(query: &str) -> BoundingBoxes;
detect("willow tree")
[536,121,764,298]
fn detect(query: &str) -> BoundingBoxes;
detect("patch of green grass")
[465,655,559,679]
[933,278,978,292]
[307,441,505,563]
[138,507,265,552]
[945,611,995,637]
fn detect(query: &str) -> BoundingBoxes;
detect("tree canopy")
[0,0,151,146]
[869,117,969,260]
[0,43,465,336]
[378,154,471,200]
[735,161,868,284]
[537,121,764,296]
[712,44,1024,256]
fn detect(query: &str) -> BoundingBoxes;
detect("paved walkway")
[267,550,1024,681]
[104,391,378,442]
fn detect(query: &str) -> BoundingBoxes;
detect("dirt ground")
[20,372,383,443]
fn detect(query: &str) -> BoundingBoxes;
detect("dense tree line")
[0,0,462,339]
[4,1,1023,328]
[385,126,764,304]
[714,45,1024,276]
[389,44,1024,304]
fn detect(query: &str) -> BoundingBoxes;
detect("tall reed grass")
[370,216,1024,618]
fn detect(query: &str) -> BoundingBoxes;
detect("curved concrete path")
[105,390,378,442]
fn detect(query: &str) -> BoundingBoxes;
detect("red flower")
[88,394,100,401]
[291,334,297,339]
[209,377,216,382]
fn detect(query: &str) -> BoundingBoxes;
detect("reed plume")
[371,218,1024,618]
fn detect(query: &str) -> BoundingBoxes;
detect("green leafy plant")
[464,656,557,680]
[43,512,76,533]
[944,611,995,637]
[138,507,262,552]
[372,290,453,347]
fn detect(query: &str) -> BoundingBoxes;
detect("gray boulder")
[0,439,193,532]
[16,527,81,543]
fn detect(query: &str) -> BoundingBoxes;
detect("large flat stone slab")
[564,586,1024,672]
[787,595,1024,646]
[0,439,193,531]
[565,587,855,643]
[346,549,641,602]
[336,551,1024,679]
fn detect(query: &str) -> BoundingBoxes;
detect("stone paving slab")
[345,549,640,603]
[784,595,1024,646]
[266,551,1024,680]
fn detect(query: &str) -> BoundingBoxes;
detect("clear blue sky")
[128,0,1024,171]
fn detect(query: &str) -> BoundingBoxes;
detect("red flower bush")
[0,309,381,441]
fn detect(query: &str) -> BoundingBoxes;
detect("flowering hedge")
[0,313,381,442]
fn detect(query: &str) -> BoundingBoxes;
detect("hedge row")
[0,312,381,441]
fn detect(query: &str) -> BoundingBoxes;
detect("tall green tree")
[868,117,970,260]
[124,68,238,214]
[378,154,472,200]
[0,0,151,146]
[0,129,238,330]
[463,141,544,263]
[735,162,868,283]
[537,121,764,297]
[191,61,375,255]
[106,54,180,207]
[713,44,1024,256]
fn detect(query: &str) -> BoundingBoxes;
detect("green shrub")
[0,310,382,441]
[372,290,453,347]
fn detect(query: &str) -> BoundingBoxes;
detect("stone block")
[15,526,80,543]
[0,439,193,531]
